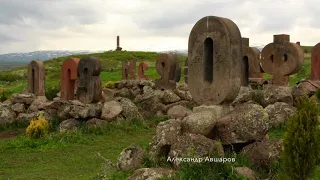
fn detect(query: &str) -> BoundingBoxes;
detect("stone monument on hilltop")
[76,56,102,104]
[261,34,304,86]
[61,58,80,100]
[116,35,122,51]
[188,16,242,105]
[28,60,45,96]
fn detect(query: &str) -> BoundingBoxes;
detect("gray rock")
[86,118,107,127]
[265,102,296,128]
[0,107,16,124]
[119,98,143,121]
[128,168,175,180]
[59,119,80,132]
[167,105,191,120]
[101,100,123,121]
[234,167,258,180]
[182,111,216,138]
[261,85,293,107]
[117,146,144,171]
[11,103,25,113]
[11,93,36,105]
[193,105,231,119]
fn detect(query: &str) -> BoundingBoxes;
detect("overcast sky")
[0,0,319,54]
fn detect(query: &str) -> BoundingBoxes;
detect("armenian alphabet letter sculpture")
[122,60,136,80]
[61,58,80,100]
[261,34,304,86]
[155,54,180,90]
[188,16,242,105]
[28,60,45,96]
[184,58,188,84]
[76,57,102,104]
[138,62,149,80]
[311,43,320,81]
[242,37,263,86]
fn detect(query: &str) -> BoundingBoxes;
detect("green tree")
[282,96,320,180]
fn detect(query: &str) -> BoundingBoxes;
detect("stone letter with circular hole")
[76,57,102,104]
[188,16,242,105]
[311,43,320,81]
[261,34,304,86]
[61,58,80,100]
[28,60,45,96]
[155,54,179,90]
[242,37,263,86]
[122,60,136,80]
[138,61,149,80]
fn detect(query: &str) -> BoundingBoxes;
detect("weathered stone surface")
[101,100,122,121]
[28,96,48,112]
[149,119,182,161]
[61,58,80,100]
[215,103,269,145]
[16,112,36,122]
[69,103,102,119]
[127,168,175,180]
[11,93,36,105]
[184,57,188,84]
[234,167,258,180]
[138,61,149,80]
[155,54,178,90]
[311,43,320,81]
[261,34,304,86]
[167,105,191,120]
[182,111,216,138]
[292,80,320,103]
[0,107,16,124]
[265,102,296,128]
[11,103,25,113]
[261,85,293,107]
[168,133,224,169]
[122,60,136,80]
[241,137,282,167]
[231,86,255,106]
[119,98,143,120]
[193,105,231,119]
[161,90,181,104]
[172,88,192,101]
[86,118,107,127]
[57,104,73,120]
[28,60,45,96]
[76,56,102,104]
[101,88,115,102]
[117,146,144,171]
[188,16,242,105]
[59,119,80,132]
[44,109,58,121]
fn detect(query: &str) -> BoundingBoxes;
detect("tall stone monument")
[28,60,45,96]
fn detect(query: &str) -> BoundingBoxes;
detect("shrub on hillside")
[281,96,320,180]
[46,83,60,100]
[26,113,49,139]
[0,88,7,102]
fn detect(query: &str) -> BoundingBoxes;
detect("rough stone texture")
[167,105,191,120]
[11,93,36,105]
[43,109,58,122]
[193,105,231,119]
[155,54,178,90]
[28,96,48,112]
[261,85,293,107]
[182,111,216,138]
[242,38,263,84]
[138,61,149,80]
[188,16,242,105]
[86,118,107,127]
[76,56,102,104]
[59,119,80,132]
[117,146,144,171]
[16,113,36,122]
[119,98,143,121]
[292,80,320,104]
[122,60,136,80]
[101,100,123,121]
[265,102,296,128]
[231,86,256,106]
[28,60,45,96]
[168,133,224,169]
[0,107,16,124]
[61,58,80,100]
[215,103,269,145]
[184,57,188,84]
[57,104,73,120]
[234,167,258,180]
[261,34,304,86]
[172,88,192,101]
[69,103,102,119]
[241,138,283,167]
[161,90,181,104]
[102,88,115,102]
[311,43,320,80]
[149,119,182,161]
[11,103,25,113]
[127,168,175,180]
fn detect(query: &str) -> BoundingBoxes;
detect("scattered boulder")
[231,86,255,106]
[28,96,48,112]
[265,102,296,128]
[0,107,16,124]
[167,105,191,120]
[117,146,144,171]
[101,100,123,121]
[86,118,107,127]
[215,103,269,145]
[119,98,143,121]
[102,88,115,102]
[182,111,216,138]
[193,105,231,119]
[59,119,80,132]
[173,88,193,101]
[16,112,36,122]
[127,168,175,180]
[161,90,181,104]
[11,103,25,113]
[11,93,36,105]
[69,103,102,119]
[261,85,293,107]
[234,167,258,180]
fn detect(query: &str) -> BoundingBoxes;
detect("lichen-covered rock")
[167,105,191,120]
[261,85,293,107]
[117,146,144,171]
[176,83,188,91]
[119,98,143,120]
[142,85,153,96]
[16,112,36,122]
[57,104,73,120]
[168,133,224,169]
[149,119,182,161]
[215,103,269,145]
[102,88,115,102]
[115,88,130,97]
[231,86,255,106]
[0,107,16,124]
[234,167,258,180]
[11,93,36,105]
[28,96,48,112]
[11,103,25,113]
[86,118,107,127]
[265,102,296,128]
[44,109,58,122]
[181,111,216,138]
[172,88,193,101]
[127,168,175,180]
[241,137,282,167]
[161,90,181,104]
[69,103,102,119]
[59,119,80,132]
[101,100,122,121]
[193,105,231,119]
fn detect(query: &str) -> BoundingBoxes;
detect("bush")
[26,113,49,139]
[104,81,115,88]
[315,89,320,100]
[46,82,60,100]
[281,96,320,180]
[0,88,7,102]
